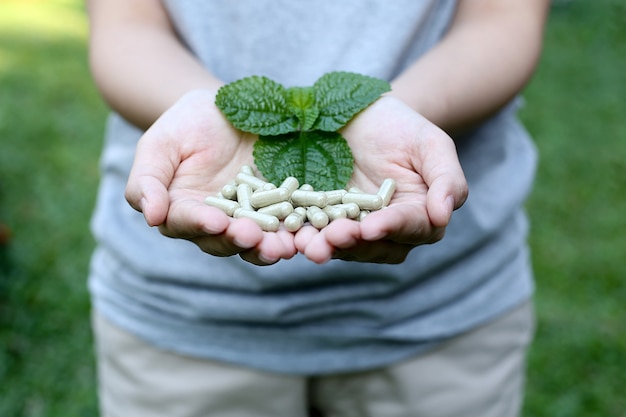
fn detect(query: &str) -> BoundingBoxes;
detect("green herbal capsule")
[204,196,240,216]
[332,203,360,219]
[325,189,347,205]
[283,212,305,232]
[236,183,254,210]
[233,208,280,232]
[323,206,347,221]
[279,177,300,194]
[250,187,290,209]
[342,192,383,211]
[377,178,397,207]
[291,190,327,208]
[306,206,329,229]
[235,172,267,191]
[221,183,238,200]
[240,165,254,176]
[258,201,294,219]
[294,206,307,218]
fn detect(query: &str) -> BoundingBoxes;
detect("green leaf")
[312,71,391,131]
[215,75,299,135]
[253,130,354,190]
[286,86,319,131]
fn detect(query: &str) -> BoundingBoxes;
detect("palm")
[125,90,297,265]
[295,96,467,263]
[347,100,431,208]
[162,99,255,210]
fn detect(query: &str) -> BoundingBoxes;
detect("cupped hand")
[124,90,297,265]
[295,96,468,263]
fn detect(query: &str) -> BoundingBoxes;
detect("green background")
[1,1,624,415]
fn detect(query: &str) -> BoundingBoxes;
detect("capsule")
[204,196,240,216]
[306,206,329,229]
[294,206,307,218]
[250,187,290,208]
[299,183,314,191]
[332,203,360,219]
[324,189,347,205]
[235,172,267,191]
[377,178,397,207]
[342,192,383,211]
[279,177,300,194]
[291,190,327,208]
[240,165,255,175]
[236,183,253,210]
[233,208,280,232]
[323,206,347,221]
[283,212,305,232]
[358,210,370,221]
[257,201,294,219]
[220,183,238,200]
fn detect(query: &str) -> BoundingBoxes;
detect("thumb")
[426,173,468,228]
[415,129,468,227]
[125,175,171,227]
[124,131,177,227]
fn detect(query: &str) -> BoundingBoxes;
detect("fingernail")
[445,195,454,213]
[233,238,254,249]
[258,253,277,264]
[139,197,149,212]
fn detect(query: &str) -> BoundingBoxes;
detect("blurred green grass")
[0,0,624,416]
[0,1,105,415]
[520,1,626,415]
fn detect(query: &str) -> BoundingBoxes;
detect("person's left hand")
[294,96,468,263]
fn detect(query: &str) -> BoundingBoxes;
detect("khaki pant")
[93,302,534,417]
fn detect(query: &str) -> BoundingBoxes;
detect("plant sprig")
[215,71,390,190]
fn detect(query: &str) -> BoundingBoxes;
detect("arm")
[390,0,549,135]
[300,1,548,263]
[87,0,296,265]
[86,0,223,130]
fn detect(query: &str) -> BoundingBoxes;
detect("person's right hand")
[124,90,298,265]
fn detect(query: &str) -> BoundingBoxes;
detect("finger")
[226,217,265,248]
[293,225,320,254]
[240,230,296,265]
[239,251,278,266]
[294,224,336,264]
[302,230,336,264]
[320,218,361,248]
[191,217,263,258]
[160,201,231,238]
[359,203,442,245]
[257,230,297,262]
[275,230,298,259]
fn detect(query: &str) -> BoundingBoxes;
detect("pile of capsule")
[204,166,396,232]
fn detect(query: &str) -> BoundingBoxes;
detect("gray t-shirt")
[89,0,537,374]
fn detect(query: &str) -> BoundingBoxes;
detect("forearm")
[390,0,549,135]
[86,0,222,130]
